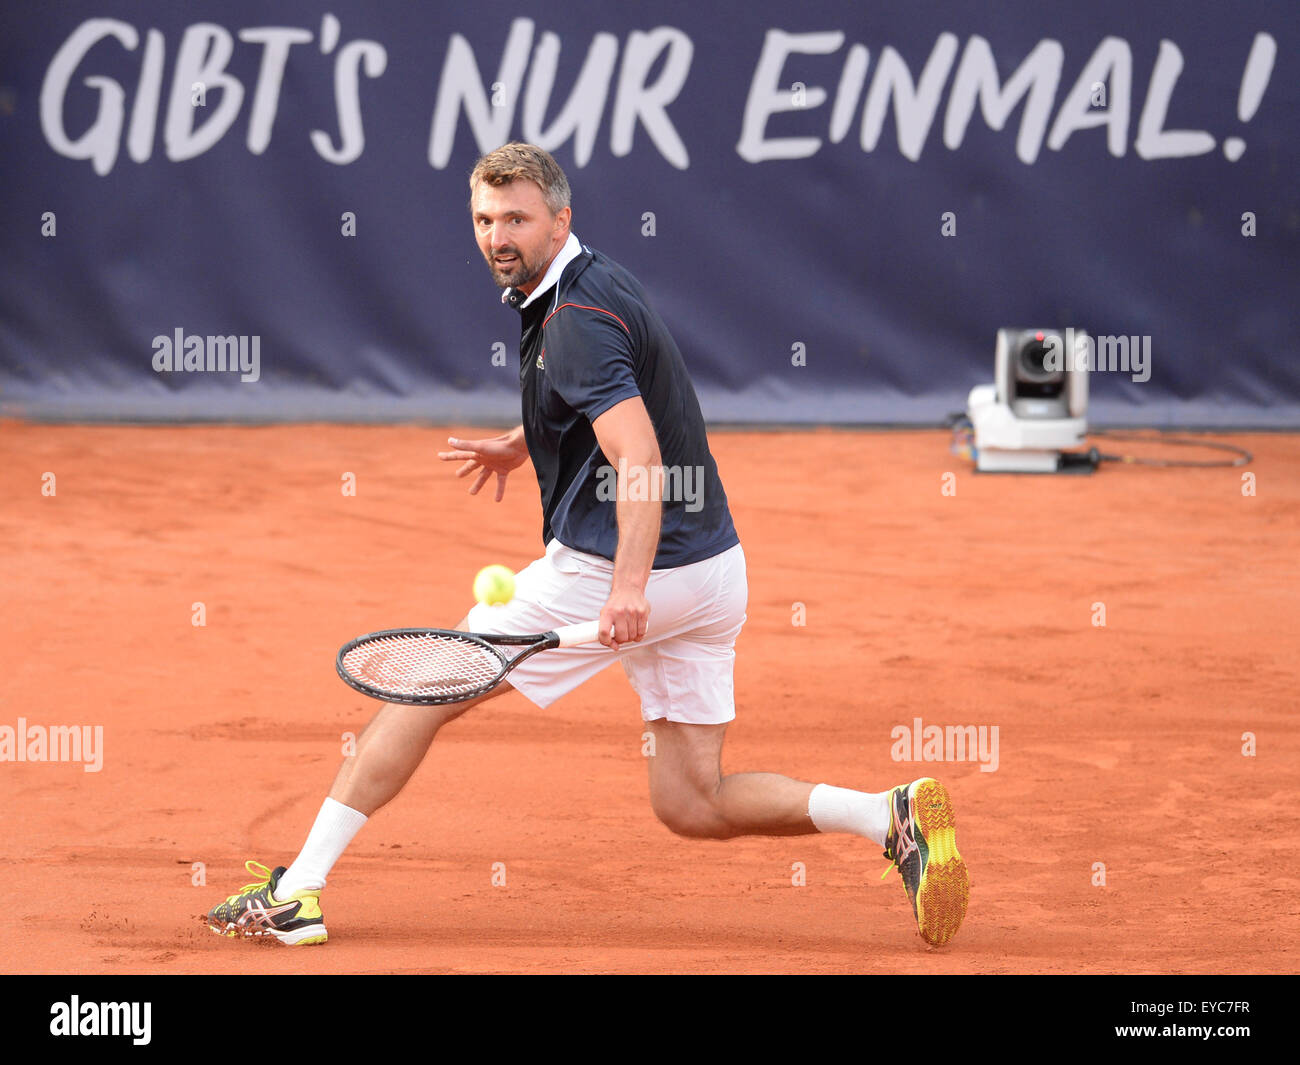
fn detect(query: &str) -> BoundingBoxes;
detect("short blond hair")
[468,142,571,215]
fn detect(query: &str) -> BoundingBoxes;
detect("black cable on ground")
[1089,429,1253,468]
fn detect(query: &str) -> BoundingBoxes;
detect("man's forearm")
[612,465,662,591]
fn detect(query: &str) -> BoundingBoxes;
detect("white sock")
[274,798,368,900]
[807,783,894,848]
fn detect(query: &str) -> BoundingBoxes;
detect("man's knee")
[651,791,733,840]
[646,719,732,838]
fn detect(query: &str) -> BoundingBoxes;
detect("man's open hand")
[437,427,530,502]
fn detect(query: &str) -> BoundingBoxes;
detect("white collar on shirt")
[500,232,584,308]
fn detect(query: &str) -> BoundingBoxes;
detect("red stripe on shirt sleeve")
[543,302,632,335]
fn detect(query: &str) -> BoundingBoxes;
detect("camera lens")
[1018,339,1060,383]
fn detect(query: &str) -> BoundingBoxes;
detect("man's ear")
[554,206,572,236]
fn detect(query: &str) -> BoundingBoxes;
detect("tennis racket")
[336,619,606,705]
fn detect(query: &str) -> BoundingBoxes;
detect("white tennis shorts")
[465,539,747,724]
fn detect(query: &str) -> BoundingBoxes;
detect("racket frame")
[335,619,604,706]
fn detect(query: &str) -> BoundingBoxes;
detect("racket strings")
[341,633,503,698]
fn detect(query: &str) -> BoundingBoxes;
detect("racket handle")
[554,620,607,647]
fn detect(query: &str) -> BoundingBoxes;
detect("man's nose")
[489,224,512,250]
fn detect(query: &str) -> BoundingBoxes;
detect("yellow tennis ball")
[473,564,515,606]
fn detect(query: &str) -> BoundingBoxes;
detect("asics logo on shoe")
[235,898,299,930]
[892,807,919,865]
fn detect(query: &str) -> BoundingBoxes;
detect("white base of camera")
[967,383,1087,471]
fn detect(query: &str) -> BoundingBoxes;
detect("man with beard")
[206,143,969,950]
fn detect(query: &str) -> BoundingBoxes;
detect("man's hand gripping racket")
[336,620,610,705]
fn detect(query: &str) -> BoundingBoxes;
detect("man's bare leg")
[273,618,506,897]
[329,685,507,815]
[645,720,833,838]
[643,718,969,946]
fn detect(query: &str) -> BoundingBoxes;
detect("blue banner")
[2,1,1297,425]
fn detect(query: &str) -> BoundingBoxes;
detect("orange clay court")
[1,422,1296,975]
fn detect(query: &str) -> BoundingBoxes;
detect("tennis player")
[207,143,969,948]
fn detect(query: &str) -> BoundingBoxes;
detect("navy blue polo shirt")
[502,241,739,569]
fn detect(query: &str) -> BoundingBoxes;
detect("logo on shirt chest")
[536,347,545,371]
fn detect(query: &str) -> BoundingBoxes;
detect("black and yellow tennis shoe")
[206,860,328,945]
[882,778,969,947]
